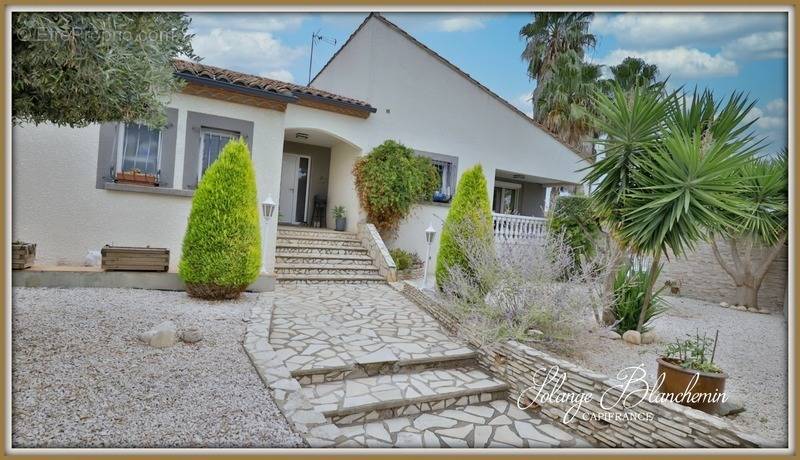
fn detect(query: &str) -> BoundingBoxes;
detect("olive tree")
[12,12,196,128]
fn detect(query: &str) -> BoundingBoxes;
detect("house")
[12,13,587,285]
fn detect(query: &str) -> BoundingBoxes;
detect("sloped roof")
[310,13,589,161]
[173,59,375,112]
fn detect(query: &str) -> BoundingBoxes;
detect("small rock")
[641,331,657,344]
[718,398,745,416]
[622,330,641,345]
[599,329,622,340]
[141,321,177,348]
[732,304,748,311]
[719,302,729,308]
[180,327,203,343]
[527,328,544,338]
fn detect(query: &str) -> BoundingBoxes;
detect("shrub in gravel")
[179,139,261,299]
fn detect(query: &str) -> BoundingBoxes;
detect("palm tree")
[520,13,596,117]
[535,50,602,151]
[609,57,660,91]
[586,84,762,331]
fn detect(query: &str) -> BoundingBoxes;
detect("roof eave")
[175,72,298,104]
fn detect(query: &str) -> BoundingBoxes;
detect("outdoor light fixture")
[423,223,437,287]
[261,194,276,222]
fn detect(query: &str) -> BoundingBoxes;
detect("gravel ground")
[12,287,305,448]
[560,295,788,446]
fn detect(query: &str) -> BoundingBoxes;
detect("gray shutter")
[158,108,179,188]
[182,111,255,190]
[95,123,120,189]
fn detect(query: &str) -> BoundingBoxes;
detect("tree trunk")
[601,235,627,325]
[736,282,759,309]
[710,234,786,310]
[636,251,662,332]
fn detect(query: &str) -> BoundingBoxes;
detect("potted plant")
[333,206,346,231]
[657,330,726,414]
[115,168,159,187]
[390,248,424,280]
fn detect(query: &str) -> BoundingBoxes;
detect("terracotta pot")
[656,357,726,414]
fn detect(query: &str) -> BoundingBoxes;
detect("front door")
[278,153,311,224]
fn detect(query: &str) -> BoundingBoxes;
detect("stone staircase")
[275,226,387,284]
[269,283,585,448]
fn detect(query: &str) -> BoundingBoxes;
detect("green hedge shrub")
[179,139,261,299]
[435,164,493,289]
[353,140,439,235]
[549,195,600,265]
[389,248,422,271]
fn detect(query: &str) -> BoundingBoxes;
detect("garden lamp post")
[261,194,276,272]
[423,223,436,287]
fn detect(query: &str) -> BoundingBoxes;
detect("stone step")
[277,227,358,240]
[274,252,375,266]
[301,367,508,426]
[275,244,369,255]
[274,263,380,275]
[331,399,585,448]
[276,273,387,284]
[276,236,363,248]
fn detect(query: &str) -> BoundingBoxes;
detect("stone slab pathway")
[271,284,474,378]
[268,283,591,448]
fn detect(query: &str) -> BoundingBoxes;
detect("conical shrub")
[179,139,261,299]
[435,164,493,288]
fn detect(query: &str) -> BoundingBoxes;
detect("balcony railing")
[492,212,548,241]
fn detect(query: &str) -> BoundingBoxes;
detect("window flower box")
[115,170,159,187]
[12,241,36,270]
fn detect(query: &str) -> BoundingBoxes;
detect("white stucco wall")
[312,15,588,268]
[12,92,286,271]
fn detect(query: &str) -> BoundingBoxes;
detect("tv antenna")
[308,30,337,85]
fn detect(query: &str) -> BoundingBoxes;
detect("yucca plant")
[709,150,788,308]
[586,84,763,331]
[611,264,667,334]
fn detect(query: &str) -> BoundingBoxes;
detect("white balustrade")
[492,212,548,241]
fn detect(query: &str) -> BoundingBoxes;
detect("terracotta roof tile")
[172,59,375,111]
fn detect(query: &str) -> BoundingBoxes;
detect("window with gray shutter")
[95,107,179,189]
[182,112,254,190]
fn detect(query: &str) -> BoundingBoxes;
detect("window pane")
[121,123,160,175]
[200,131,238,176]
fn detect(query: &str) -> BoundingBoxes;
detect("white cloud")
[745,98,787,150]
[600,47,738,78]
[592,12,786,49]
[511,92,533,118]
[434,16,486,32]
[721,30,787,61]
[766,98,787,114]
[260,69,295,83]
[189,13,307,33]
[191,29,305,79]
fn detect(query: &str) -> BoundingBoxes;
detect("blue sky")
[188,12,788,152]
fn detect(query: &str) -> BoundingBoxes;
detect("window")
[431,159,454,199]
[493,181,522,214]
[198,128,239,178]
[415,150,458,203]
[116,123,162,176]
